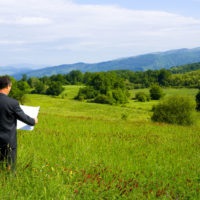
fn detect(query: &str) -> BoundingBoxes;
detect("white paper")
[17,105,40,131]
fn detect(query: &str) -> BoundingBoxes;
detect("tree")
[66,70,83,85]
[28,77,40,88]
[17,80,30,94]
[21,74,28,81]
[90,73,110,94]
[9,77,27,104]
[195,89,200,111]
[149,84,164,100]
[50,74,67,85]
[151,95,195,125]
[158,69,171,86]
[34,81,46,94]
[46,81,64,96]
[76,71,130,105]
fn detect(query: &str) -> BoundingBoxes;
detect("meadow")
[0,86,200,199]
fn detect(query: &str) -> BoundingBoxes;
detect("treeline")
[6,62,200,104]
[18,67,200,92]
[170,62,200,74]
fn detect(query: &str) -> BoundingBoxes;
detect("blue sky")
[0,0,200,68]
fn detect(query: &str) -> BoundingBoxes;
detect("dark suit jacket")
[0,93,35,149]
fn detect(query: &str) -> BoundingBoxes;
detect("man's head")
[0,76,12,95]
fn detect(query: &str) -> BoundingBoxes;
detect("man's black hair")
[0,76,12,89]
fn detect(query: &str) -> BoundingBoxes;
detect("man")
[0,75,38,171]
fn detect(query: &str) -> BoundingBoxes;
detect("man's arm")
[14,103,36,126]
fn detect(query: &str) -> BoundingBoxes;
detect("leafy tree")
[21,74,28,81]
[66,70,83,85]
[50,74,67,85]
[151,95,196,125]
[17,80,30,94]
[149,84,164,100]
[46,81,64,96]
[158,69,171,86]
[195,89,200,111]
[76,71,130,105]
[9,77,27,104]
[33,81,46,94]
[90,73,110,94]
[83,72,94,85]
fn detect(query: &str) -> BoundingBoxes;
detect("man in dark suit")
[0,75,38,171]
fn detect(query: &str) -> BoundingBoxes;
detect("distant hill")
[0,63,42,78]
[4,47,200,78]
[170,62,200,73]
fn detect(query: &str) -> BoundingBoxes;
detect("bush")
[135,92,150,102]
[151,95,196,125]
[112,89,128,104]
[93,95,114,105]
[195,90,200,111]
[75,86,98,100]
[149,85,164,100]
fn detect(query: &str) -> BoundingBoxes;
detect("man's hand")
[34,118,38,124]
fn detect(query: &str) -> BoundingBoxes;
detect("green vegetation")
[10,61,200,104]
[46,81,64,96]
[152,95,196,125]
[0,86,200,199]
[196,89,200,111]
[75,72,129,104]
[170,62,200,73]
[149,85,165,100]
[135,91,150,102]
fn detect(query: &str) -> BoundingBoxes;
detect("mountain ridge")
[1,47,200,78]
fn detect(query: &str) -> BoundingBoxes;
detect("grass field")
[0,86,200,199]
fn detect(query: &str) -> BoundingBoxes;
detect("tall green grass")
[0,87,200,199]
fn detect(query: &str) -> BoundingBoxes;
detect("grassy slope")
[0,86,200,199]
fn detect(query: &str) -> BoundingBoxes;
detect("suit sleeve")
[14,102,35,126]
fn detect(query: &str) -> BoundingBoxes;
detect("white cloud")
[16,17,52,25]
[0,17,52,25]
[0,40,25,44]
[0,0,200,65]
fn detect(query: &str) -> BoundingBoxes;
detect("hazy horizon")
[0,0,200,68]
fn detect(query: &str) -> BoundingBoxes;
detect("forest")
[8,62,200,105]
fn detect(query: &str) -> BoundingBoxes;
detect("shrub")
[195,90,200,111]
[112,89,128,104]
[93,94,114,105]
[135,92,150,102]
[149,85,164,100]
[121,113,128,120]
[75,86,98,100]
[151,95,196,125]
